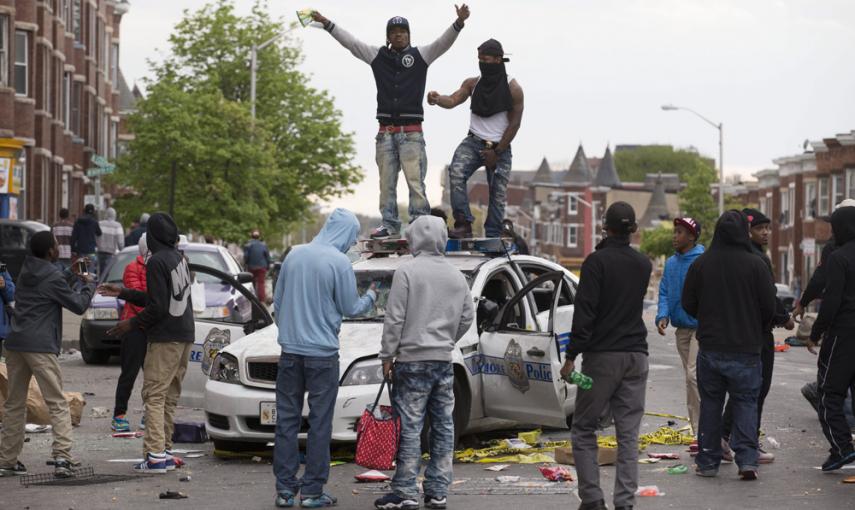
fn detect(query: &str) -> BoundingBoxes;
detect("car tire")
[420,374,470,454]
[79,327,110,365]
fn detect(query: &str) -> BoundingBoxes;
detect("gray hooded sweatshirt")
[97,207,125,254]
[380,216,474,363]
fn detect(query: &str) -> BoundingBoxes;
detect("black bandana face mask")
[479,61,506,76]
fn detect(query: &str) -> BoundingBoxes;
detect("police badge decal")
[201,328,231,375]
[503,339,530,393]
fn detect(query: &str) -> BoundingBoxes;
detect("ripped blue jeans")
[376,131,430,235]
[391,362,455,499]
[448,135,513,237]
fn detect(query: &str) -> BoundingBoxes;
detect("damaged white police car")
[202,239,579,451]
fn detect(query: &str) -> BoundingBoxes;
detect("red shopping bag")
[355,378,400,470]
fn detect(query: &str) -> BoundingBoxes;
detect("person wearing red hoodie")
[111,234,150,432]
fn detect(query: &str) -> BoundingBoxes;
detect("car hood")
[222,321,385,378]
[87,282,234,310]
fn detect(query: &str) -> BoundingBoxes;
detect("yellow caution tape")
[518,429,542,445]
[644,412,690,421]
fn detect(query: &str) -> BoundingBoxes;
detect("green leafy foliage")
[615,145,715,183]
[113,0,361,242]
[678,159,718,248]
[640,223,674,259]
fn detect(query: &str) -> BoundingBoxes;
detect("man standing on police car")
[310,6,470,239]
[561,202,652,510]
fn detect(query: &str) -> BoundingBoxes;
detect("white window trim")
[804,181,816,221]
[833,173,844,207]
[818,177,830,216]
[566,224,579,248]
[846,169,855,200]
[567,193,578,215]
[0,15,8,87]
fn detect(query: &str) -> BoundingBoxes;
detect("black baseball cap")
[386,16,410,36]
[478,39,510,62]
[605,201,637,233]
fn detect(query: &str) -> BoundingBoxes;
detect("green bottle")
[563,370,593,390]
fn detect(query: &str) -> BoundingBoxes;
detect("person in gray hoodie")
[97,207,125,276]
[375,215,474,510]
[0,231,94,479]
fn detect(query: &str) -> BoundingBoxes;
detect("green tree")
[113,0,361,242]
[614,145,715,183]
[640,223,674,259]
[678,159,718,248]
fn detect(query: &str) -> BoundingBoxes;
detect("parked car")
[0,219,50,277]
[202,243,579,451]
[79,242,256,364]
[776,283,796,312]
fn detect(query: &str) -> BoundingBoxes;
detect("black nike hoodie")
[682,210,776,354]
[120,213,194,343]
[810,206,855,341]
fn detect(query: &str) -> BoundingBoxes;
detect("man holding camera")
[0,232,95,478]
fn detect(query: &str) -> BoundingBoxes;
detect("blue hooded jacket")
[0,270,16,339]
[656,244,705,329]
[273,209,376,357]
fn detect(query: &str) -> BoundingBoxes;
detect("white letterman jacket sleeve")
[326,22,379,65]
[420,21,464,66]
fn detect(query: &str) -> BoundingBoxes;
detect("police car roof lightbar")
[357,237,517,257]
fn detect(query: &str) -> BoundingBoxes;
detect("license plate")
[260,402,277,426]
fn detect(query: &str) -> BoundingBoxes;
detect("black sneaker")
[578,500,608,510]
[374,493,419,510]
[0,461,27,477]
[425,495,446,509]
[370,226,397,239]
[53,458,76,478]
[821,450,855,471]
[738,467,759,481]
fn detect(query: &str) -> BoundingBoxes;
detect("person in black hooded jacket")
[808,205,855,471]
[100,212,194,474]
[682,210,776,481]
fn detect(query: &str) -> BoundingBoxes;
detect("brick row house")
[0,0,132,223]
[731,130,855,291]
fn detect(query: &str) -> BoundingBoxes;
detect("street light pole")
[661,104,725,215]
[250,28,293,122]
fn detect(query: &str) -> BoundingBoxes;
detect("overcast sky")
[121,0,855,216]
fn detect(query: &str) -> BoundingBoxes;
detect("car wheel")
[79,327,110,365]
[420,374,470,454]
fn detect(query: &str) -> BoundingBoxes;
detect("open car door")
[179,263,273,407]
[478,270,569,428]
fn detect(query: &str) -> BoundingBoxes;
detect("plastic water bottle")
[563,370,593,390]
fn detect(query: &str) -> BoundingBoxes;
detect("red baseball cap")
[673,217,701,239]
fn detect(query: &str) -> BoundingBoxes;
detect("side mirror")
[236,272,254,284]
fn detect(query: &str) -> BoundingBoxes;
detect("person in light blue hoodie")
[656,217,704,437]
[0,264,15,355]
[272,208,376,509]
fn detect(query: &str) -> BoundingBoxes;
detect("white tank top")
[468,76,513,143]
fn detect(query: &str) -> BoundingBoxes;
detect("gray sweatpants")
[571,352,649,508]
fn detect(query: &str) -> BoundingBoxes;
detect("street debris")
[112,431,144,438]
[251,456,263,463]
[766,437,781,449]
[638,458,660,464]
[179,475,192,482]
[636,485,665,497]
[159,490,188,500]
[518,430,541,445]
[538,466,574,481]
[503,438,532,450]
[843,476,855,484]
[24,424,51,433]
[355,470,390,482]
[648,453,680,459]
[496,476,520,483]
[774,343,790,352]
[666,464,688,475]
[484,464,510,472]
[90,407,111,418]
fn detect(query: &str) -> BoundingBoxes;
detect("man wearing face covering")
[108,234,150,433]
[809,204,855,471]
[682,211,776,481]
[271,208,377,508]
[100,213,194,474]
[428,39,524,239]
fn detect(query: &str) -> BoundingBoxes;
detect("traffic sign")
[86,166,115,177]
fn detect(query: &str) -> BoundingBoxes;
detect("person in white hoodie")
[375,215,474,510]
[97,207,125,276]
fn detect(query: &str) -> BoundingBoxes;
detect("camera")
[75,260,88,276]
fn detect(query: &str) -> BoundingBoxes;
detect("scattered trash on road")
[485,464,510,472]
[159,490,188,500]
[538,466,574,482]
[496,476,520,483]
[638,458,660,464]
[518,430,541,445]
[774,343,790,352]
[667,464,688,475]
[24,424,51,433]
[112,431,144,438]
[843,476,855,484]
[504,438,532,450]
[766,437,781,449]
[179,475,192,482]
[90,407,111,418]
[251,456,263,463]
[355,470,390,482]
[636,485,665,497]
[648,453,680,459]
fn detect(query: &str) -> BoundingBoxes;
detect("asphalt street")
[1,310,853,510]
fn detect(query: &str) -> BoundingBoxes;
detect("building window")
[88,5,96,56]
[818,177,829,216]
[101,110,108,155]
[788,186,795,226]
[14,30,28,96]
[804,182,816,220]
[99,22,107,73]
[566,225,578,248]
[847,169,855,200]
[41,47,51,112]
[567,193,578,215]
[545,223,563,245]
[110,43,119,84]
[832,173,844,208]
[70,81,81,135]
[62,72,70,125]
[780,189,790,227]
[72,0,82,43]
[110,120,118,159]
[0,15,8,87]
